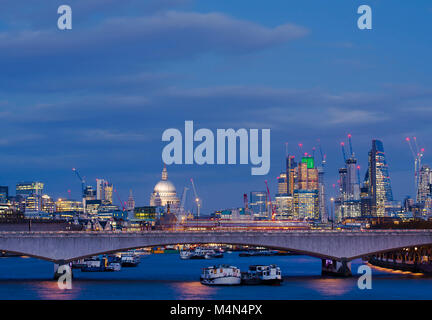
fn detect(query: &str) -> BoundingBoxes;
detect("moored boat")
[180,247,222,260]
[200,265,241,286]
[121,254,140,267]
[241,265,282,285]
[81,257,105,272]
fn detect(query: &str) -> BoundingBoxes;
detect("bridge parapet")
[0,230,431,263]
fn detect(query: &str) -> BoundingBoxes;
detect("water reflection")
[33,280,80,300]
[305,278,354,297]
[170,281,215,300]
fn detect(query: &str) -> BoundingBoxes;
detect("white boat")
[120,254,140,267]
[180,250,193,260]
[241,265,282,285]
[180,247,221,260]
[200,265,241,286]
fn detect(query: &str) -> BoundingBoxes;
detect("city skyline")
[0,0,431,211]
[0,135,429,216]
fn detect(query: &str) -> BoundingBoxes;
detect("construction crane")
[356,165,361,186]
[190,178,201,218]
[413,137,424,177]
[347,134,354,157]
[406,136,426,199]
[72,168,86,198]
[178,187,189,217]
[317,139,326,167]
[114,188,126,211]
[406,137,419,195]
[298,143,303,158]
[264,180,276,221]
[340,142,347,163]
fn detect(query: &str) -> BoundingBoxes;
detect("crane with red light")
[264,180,276,221]
[114,188,126,211]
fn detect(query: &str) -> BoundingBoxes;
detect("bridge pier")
[53,262,73,280]
[321,258,352,277]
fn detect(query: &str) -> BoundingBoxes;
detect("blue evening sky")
[0,0,431,212]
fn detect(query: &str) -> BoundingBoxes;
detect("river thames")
[0,253,431,300]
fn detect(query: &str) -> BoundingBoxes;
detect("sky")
[0,0,431,213]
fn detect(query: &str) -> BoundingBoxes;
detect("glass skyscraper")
[366,139,393,216]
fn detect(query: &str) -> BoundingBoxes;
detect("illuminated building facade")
[293,189,319,219]
[41,195,55,213]
[104,183,113,204]
[134,206,157,221]
[292,157,319,220]
[286,156,296,196]
[96,179,113,204]
[0,186,8,203]
[249,191,267,218]
[55,199,84,213]
[277,172,288,194]
[417,165,432,204]
[296,157,318,190]
[16,182,44,198]
[25,195,42,212]
[274,194,294,218]
[365,139,393,216]
[317,167,327,222]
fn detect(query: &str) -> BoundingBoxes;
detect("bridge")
[1,230,432,277]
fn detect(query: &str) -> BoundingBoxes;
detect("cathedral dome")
[154,180,176,195]
[150,166,179,207]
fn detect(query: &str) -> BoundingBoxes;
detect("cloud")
[327,108,387,124]
[0,11,308,62]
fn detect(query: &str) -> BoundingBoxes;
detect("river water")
[0,253,430,300]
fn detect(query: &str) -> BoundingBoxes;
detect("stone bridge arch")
[1,230,432,264]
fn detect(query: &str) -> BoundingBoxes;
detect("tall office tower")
[338,167,348,198]
[96,179,106,200]
[346,158,360,200]
[317,167,327,222]
[335,135,363,221]
[417,165,432,203]
[16,182,44,198]
[296,157,318,190]
[286,156,297,196]
[366,139,393,217]
[293,156,319,220]
[84,186,96,201]
[277,172,288,194]
[359,186,371,217]
[276,169,293,218]
[104,183,113,204]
